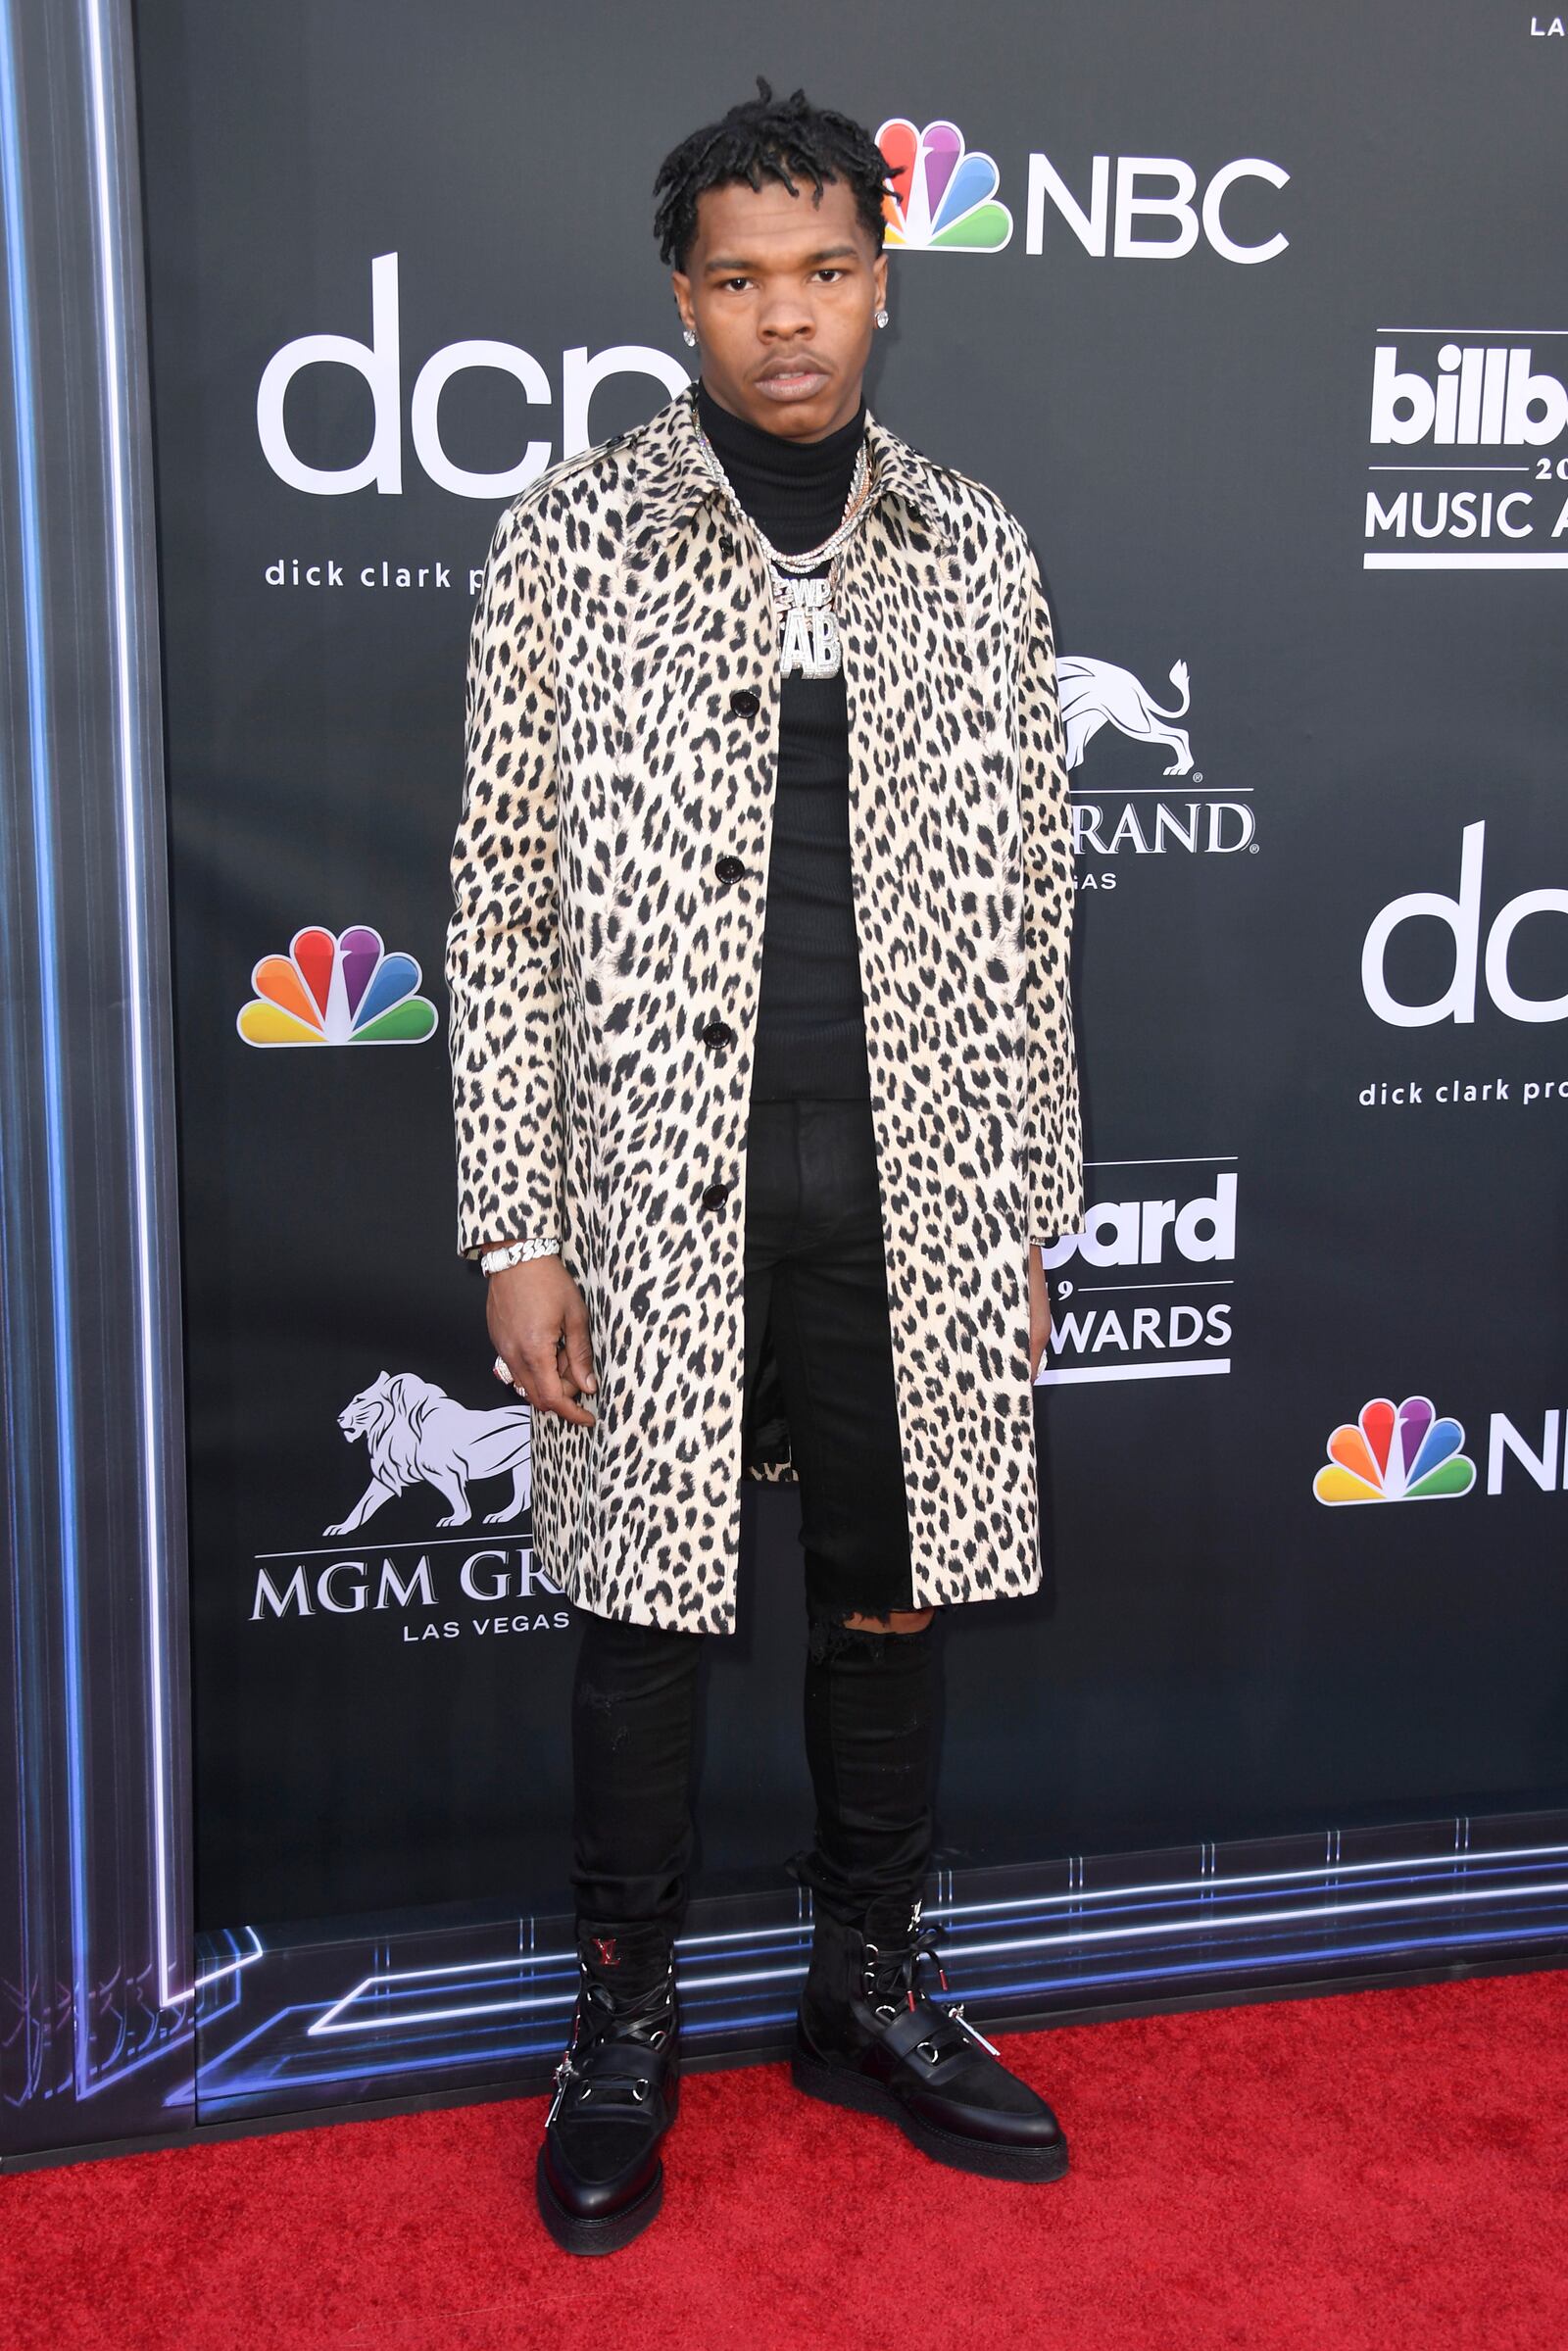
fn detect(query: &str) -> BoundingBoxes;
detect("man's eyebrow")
[702,244,862,274]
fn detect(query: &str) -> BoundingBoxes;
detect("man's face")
[670,171,887,442]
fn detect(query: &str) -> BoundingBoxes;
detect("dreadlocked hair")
[652,76,890,270]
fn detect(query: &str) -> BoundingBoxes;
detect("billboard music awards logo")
[248,1370,570,1641]
[1364,333,1568,567]
[1037,1155,1237,1385]
[1314,1396,1568,1504]
[237,924,437,1047]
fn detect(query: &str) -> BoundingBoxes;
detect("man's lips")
[754,360,831,402]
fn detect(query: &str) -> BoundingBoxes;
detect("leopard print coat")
[445,381,1082,1635]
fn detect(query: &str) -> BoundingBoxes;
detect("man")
[445,78,1083,2255]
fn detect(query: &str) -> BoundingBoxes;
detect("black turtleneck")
[696,376,872,1102]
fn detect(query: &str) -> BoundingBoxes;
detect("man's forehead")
[690,172,865,258]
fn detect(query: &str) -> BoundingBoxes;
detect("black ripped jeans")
[571,1097,939,1944]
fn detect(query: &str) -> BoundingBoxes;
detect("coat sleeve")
[1012,525,1085,1248]
[445,497,564,1262]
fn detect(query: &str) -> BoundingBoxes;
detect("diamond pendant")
[777,575,842,679]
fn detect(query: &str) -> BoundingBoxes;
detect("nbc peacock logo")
[1313,1396,1476,1506]
[875,119,1012,252]
[237,924,438,1047]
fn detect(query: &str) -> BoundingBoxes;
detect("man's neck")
[695,375,866,554]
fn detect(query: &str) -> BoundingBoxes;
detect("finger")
[496,1346,550,1408]
[559,1298,598,1396]
[516,1346,597,1428]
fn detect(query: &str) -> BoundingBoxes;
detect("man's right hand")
[487,1256,599,1428]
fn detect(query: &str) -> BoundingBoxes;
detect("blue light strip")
[79,0,186,2019]
[0,0,93,2103]
[192,1928,264,1994]
[933,1918,1568,2012]
[943,1874,1568,1958]
[933,1838,1568,1920]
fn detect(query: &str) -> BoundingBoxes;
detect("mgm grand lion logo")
[322,1370,531,1536]
[1058,655,1194,778]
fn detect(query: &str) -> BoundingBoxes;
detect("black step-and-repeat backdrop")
[134,1,1568,1940]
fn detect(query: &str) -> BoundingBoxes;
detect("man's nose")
[758,289,814,337]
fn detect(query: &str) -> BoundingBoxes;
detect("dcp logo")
[1362,823,1568,1025]
[256,253,688,498]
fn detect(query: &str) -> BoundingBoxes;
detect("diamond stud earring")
[682,325,697,347]
[875,308,890,329]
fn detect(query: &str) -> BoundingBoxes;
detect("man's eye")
[816,269,845,282]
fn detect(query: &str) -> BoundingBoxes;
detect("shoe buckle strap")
[875,1997,961,2069]
[860,1925,1002,2070]
[548,2039,662,2125]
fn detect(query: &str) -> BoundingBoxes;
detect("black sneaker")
[535,1924,680,2255]
[791,1895,1068,2182]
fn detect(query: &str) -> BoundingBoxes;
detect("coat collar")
[630,379,946,544]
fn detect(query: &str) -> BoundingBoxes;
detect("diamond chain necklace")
[692,412,874,681]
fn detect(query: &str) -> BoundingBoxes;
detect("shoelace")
[862,1910,1003,2064]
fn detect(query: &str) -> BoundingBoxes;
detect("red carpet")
[5,1968,1565,2351]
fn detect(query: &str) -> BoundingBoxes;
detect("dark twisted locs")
[652,74,892,270]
